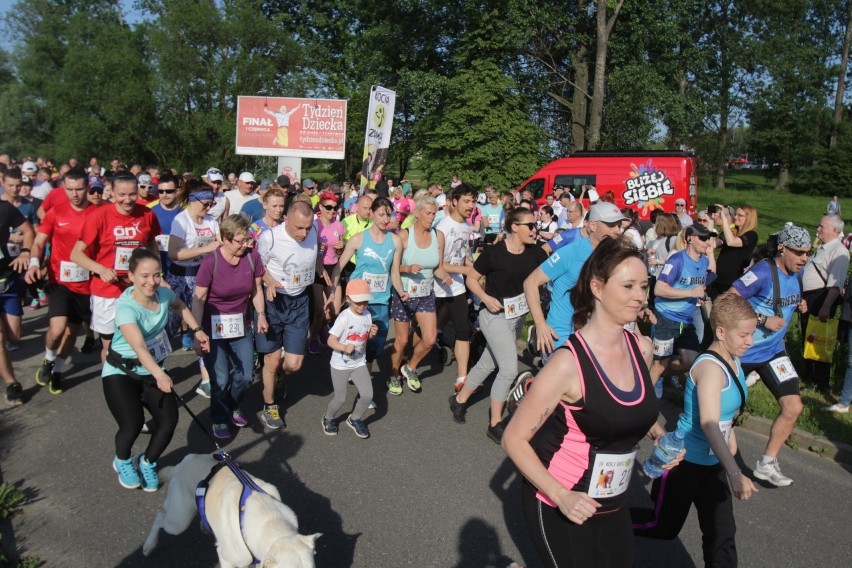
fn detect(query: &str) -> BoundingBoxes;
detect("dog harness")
[196,452,269,565]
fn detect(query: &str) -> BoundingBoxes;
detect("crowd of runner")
[1,153,850,567]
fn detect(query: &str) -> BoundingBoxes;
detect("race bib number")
[363,272,388,293]
[287,265,315,289]
[408,276,433,298]
[145,330,172,363]
[587,450,637,499]
[769,356,798,383]
[195,236,213,249]
[653,337,674,358]
[59,261,89,283]
[710,419,734,457]
[211,313,245,339]
[155,235,170,252]
[503,293,529,319]
[488,214,500,225]
[114,246,135,271]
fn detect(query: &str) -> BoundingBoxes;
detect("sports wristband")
[190,327,203,335]
[29,257,41,269]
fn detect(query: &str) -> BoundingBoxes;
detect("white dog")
[143,453,321,567]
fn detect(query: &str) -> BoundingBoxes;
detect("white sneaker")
[823,403,850,413]
[754,458,793,487]
[746,371,760,388]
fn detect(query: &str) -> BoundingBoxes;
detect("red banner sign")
[235,96,347,159]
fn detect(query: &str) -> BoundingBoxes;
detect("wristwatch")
[190,327,203,336]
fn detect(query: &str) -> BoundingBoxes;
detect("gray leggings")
[326,365,373,421]
[464,308,525,402]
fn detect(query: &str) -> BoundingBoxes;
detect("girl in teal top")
[102,248,209,493]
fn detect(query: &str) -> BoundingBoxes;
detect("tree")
[831,1,852,149]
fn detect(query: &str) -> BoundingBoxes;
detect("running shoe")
[182,332,193,351]
[322,416,338,435]
[137,454,160,492]
[259,404,285,429]
[487,421,506,444]
[401,365,422,393]
[48,372,63,395]
[308,338,321,355]
[113,456,141,490]
[212,423,231,439]
[81,336,96,354]
[231,409,248,427]
[753,458,793,487]
[823,403,850,413]
[195,381,211,399]
[346,415,370,439]
[35,358,55,387]
[27,298,40,311]
[506,371,534,417]
[5,381,23,407]
[38,291,48,307]
[387,376,403,396]
[449,394,467,424]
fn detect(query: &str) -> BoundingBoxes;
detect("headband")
[189,190,215,202]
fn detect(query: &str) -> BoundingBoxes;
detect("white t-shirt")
[257,223,318,296]
[224,189,258,217]
[207,192,227,220]
[435,193,447,208]
[435,215,473,298]
[169,210,220,267]
[31,181,52,200]
[329,307,372,370]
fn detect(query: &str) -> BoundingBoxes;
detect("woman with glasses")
[167,179,222,395]
[450,207,548,443]
[192,215,265,438]
[308,192,345,354]
[709,205,759,300]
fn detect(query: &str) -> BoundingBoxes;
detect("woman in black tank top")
[503,238,684,568]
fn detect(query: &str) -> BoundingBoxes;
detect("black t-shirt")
[473,240,548,300]
[0,201,26,281]
[716,230,758,285]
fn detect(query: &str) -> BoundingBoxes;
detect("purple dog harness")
[196,452,269,565]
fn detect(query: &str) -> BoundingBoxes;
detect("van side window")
[554,175,596,199]
[525,178,545,200]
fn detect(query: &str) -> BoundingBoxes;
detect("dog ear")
[301,533,322,547]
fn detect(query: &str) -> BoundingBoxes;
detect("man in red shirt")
[70,173,161,361]
[25,168,95,394]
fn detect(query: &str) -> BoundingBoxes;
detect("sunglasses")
[513,222,537,230]
[784,246,809,257]
[694,235,710,242]
[139,185,152,190]
[158,189,177,195]
[320,204,340,211]
[88,188,104,194]
[199,201,214,209]
[675,204,685,208]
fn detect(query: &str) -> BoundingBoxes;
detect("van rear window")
[554,175,597,199]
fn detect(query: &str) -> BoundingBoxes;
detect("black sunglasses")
[88,188,104,194]
[320,204,340,211]
[158,189,177,195]
[513,222,537,230]
[693,234,710,242]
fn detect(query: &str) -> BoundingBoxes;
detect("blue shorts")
[651,310,700,360]
[0,278,24,317]
[390,289,436,323]
[255,290,310,355]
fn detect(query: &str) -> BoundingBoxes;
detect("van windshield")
[554,175,597,199]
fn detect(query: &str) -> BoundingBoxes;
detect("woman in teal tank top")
[388,194,453,395]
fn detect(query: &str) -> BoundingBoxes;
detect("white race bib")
[653,337,675,358]
[407,276,433,298]
[363,272,388,293]
[145,330,172,363]
[211,313,245,339]
[769,356,798,383]
[503,293,529,319]
[710,419,734,457]
[114,246,135,271]
[155,235,170,252]
[587,450,637,499]
[488,214,500,225]
[287,265,315,289]
[59,261,89,283]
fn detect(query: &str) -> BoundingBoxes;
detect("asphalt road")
[1,307,851,567]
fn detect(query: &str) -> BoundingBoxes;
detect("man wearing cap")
[136,173,157,205]
[675,197,693,227]
[300,179,319,207]
[729,224,811,487]
[524,202,626,358]
[223,172,259,218]
[240,179,274,224]
[649,223,715,389]
[204,167,227,220]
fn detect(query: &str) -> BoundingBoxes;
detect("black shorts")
[741,351,801,399]
[46,283,91,325]
[436,295,471,341]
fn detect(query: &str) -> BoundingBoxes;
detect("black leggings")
[102,374,178,463]
[521,481,634,568]
[631,461,737,568]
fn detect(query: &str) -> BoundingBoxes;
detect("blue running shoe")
[138,454,160,492]
[182,332,193,351]
[113,456,141,489]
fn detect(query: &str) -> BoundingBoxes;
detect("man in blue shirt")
[730,224,810,487]
[650,223,714,387]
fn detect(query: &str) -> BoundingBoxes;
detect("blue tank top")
[401,229,439,296]
[678,353,747,466]
[352,229,396,304]
[655,250,710,324]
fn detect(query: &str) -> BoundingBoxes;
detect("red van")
[517,151,698,221]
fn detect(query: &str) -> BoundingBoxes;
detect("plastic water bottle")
[642,427,687,478]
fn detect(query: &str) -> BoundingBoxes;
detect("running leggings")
[521,481,634,568]
[326,366,373,421]
[102,374,178,463]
